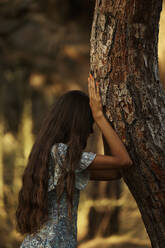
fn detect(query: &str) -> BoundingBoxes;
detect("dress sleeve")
[75,151,96,190]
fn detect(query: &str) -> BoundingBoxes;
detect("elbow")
[121,158,133,168]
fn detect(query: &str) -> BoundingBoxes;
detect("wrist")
[94,111,104,122]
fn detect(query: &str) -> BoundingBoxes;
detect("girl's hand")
[88,73,103,121]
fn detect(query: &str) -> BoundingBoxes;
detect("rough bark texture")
[90,0,165,247]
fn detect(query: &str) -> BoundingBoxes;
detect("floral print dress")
[20,142,96,248]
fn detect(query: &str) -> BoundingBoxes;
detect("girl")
[16,74,133,248]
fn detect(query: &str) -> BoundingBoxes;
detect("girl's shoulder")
[51,142,96,170]
[48,142,96,191]
[51,142,67,165]
[51,142,67,153]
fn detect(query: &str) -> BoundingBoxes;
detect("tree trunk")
[90,0,165,247]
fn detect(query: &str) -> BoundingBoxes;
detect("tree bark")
[90,0,165,247]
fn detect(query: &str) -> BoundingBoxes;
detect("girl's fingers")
[96,82,100,96]
[88,77,91,98]
[90,74,96,98]
[88,76,93,99]
[91,74,95,90]
[89,74,101,101]
[89,74,94,98]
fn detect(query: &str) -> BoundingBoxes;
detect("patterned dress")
[20,142,96,248]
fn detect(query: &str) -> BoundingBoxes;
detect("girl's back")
[20,142,96,248]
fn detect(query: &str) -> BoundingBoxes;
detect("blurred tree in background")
[0,0,165,247]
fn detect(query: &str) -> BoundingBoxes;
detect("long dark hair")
[15,90,94,235]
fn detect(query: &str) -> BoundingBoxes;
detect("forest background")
[0,1,165,248]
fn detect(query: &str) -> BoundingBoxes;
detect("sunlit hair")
[15,90,94,235]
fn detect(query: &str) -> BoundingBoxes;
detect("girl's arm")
[89,169,122,181]
[88,74,133,170]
